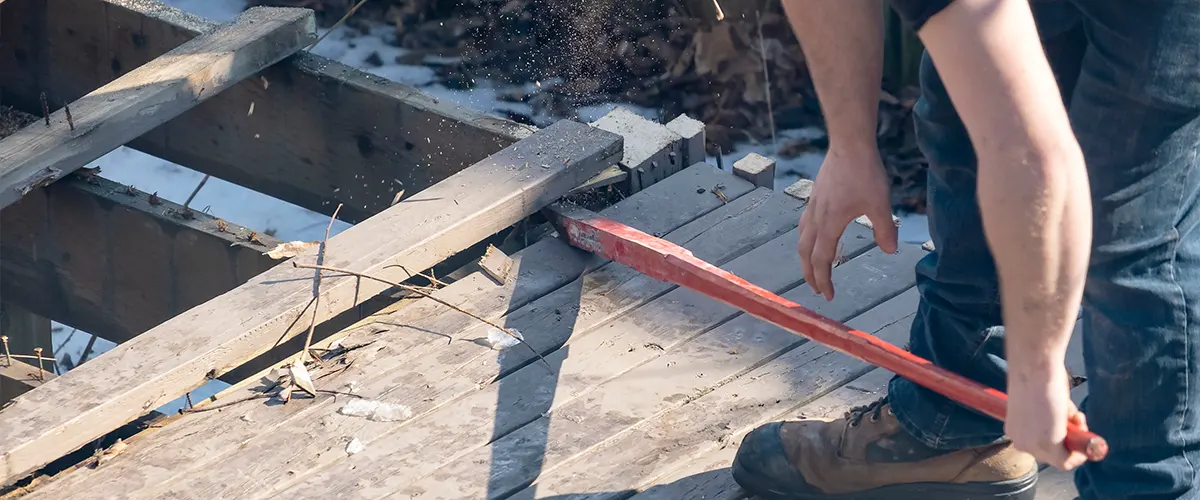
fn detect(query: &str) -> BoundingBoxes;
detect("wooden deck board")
[11,163,1090,500]
[143,185,813,500]
[0,119,620,488]
[18,162,760,498]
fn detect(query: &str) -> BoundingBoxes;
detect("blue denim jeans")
[885,1,1200,498]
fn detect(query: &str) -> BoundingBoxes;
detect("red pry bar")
[544,203,1108,462]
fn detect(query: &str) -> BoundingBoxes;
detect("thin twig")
[302,203,343,361]
[383,264,450,288]
[6,354,57,363]
[307,0,370,50]
[757,10,777,151]
[183,174,210,213]
[291,261,555,372]
[177,393,271,414]
[78,333,99,365]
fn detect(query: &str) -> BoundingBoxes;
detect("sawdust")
[246,0,928,214]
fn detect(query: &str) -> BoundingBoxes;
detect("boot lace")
[845,395,893,427]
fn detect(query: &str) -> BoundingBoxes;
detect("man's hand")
[1005,364,1089,470]
[798,146,897,300]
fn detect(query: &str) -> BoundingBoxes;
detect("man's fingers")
[797,215,819,295]
[868,208,899,254]
[809,226,843,301]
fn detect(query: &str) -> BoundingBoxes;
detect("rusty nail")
[33,347,44,380]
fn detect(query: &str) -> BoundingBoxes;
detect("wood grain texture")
[404,243,923,500]
[630,368,895,500]
[19,163,758,499]
[253,188,814,500]
[0,0,536,222]
[0,5,315,209]
[1,174,283,345]
[505,288,921,499]
[0,119,620,488]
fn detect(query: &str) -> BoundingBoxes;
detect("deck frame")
[0,0,536,223]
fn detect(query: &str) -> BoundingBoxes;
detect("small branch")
[757,10,777,151]
[307,0,370,50]
[302,203,343,361]
[182,174,210,213]
[291,261,555,372]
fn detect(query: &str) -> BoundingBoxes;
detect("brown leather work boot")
[731,397,1038,499]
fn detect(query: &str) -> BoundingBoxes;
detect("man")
[731,0,1200,498]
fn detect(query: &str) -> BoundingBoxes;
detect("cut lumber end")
[783,179,813,203]
[732,153,776,190]
[590,107,683,192]
[665,114,706,167]
[477,245,515,285]
[0,5,316,210]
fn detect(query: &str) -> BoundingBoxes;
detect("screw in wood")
[33,347,44,380]
[1,336,9,366]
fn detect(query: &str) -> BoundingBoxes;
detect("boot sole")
[731,455,1039,500]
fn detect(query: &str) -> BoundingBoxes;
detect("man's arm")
[916,2,1089,384]
[782,1,899,300]
[908,0,1093,468]
[781,0,883,154]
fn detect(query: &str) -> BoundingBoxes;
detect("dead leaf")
[95,438,128,467]
[264,241,319,260]
[289,359,317,397]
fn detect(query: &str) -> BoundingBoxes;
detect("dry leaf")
[264,241,319,260]
[289,359,317,397]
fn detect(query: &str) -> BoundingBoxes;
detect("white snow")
[47,0,930,416]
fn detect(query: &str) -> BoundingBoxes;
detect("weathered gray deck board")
[499,287,922,500]
[19,163,759,498]
[138,184,812,499]
[14,164,1006,500]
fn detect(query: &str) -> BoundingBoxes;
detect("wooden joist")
[0,5,316,209]
[0,119,621,487]
[0,173,285,345]
[0,0,537,223]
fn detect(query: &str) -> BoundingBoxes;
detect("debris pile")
[228,1,927,213]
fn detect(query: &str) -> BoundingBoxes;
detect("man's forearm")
[781,0,883,152]
[917,0,1091,373]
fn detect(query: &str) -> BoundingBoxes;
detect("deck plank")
[19,163,758,498]
[0,120,619,489]
[503,288,921,499]
[135,184,812,499]
[631,368,896,500]
[395,243,924,500]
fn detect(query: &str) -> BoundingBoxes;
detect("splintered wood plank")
[0,0,534,222]
[630,368,896,500]
[0,6,315,209]
[397,244,924,500]
[22,162,757,498]
[115,185,806,500]
[1,174,283,345]
[505,288,922,499]
[237,190,823,500]
[0,120,620,488]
